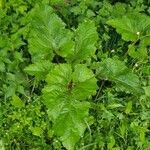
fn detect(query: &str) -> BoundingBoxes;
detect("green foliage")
[107,12,150,61]
[0,0,150,150]
[43,64,97,149]
[68,20,98,63]
[24,60,53,80]
[28,5,74,62]
[97,58,144,94]
[11,95,25,108]
[107,12,150,41]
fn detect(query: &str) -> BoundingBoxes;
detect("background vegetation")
[0,0,150,149]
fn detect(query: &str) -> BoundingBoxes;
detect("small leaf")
[143,86,150,97]
[125,101,132,114]
[11,95,24,108]
[0,61,5,72]
[119,122,127,136]
[30,127,43,137]
[0,140,5,150]
[139,129,145,144]
[107,103,124,109]
[108,136,115,149]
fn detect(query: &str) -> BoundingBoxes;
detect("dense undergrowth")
[0,0,150,150]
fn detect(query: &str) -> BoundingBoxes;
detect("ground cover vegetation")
[0,0,150,149]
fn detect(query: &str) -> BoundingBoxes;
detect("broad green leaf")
[42,64,97,149]
[11,95,24,108]
[72,64,98,100]
[28,5,98,64]
[54,101,90,150]
[24,60,53,80]
[107,13,150,41]
[28,5,74,62]
[97,58,144,95]
[67,20,98,63]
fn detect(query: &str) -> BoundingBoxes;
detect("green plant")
[0,0,150,150]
